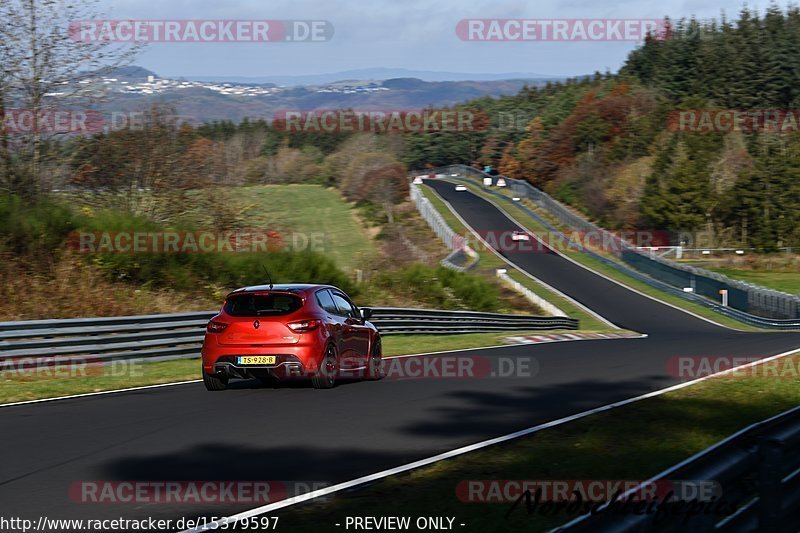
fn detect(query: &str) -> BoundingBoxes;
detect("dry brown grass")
[376,201,450,266]
[703,253,800,272]
[0,255,217,321]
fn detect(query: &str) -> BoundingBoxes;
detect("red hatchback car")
[201,284,382,390]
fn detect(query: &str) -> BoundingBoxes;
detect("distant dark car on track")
[202,284,381,390]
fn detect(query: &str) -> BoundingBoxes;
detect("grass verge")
[226,184,379,273]
[701,266,800,295]
[265,352,800,533]
[0,331,566,405]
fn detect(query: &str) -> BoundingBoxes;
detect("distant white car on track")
[511,230,531,242]
[455,185,467,191]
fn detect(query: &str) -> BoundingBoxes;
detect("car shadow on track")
[226,377,369,390]
[93,378,678,518]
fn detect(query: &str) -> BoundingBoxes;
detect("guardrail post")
[757,437,783,529]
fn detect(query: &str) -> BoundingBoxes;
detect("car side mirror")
[360,308,373,322]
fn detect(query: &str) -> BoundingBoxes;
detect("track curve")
[1,181,798,530]
[425,180,725,335]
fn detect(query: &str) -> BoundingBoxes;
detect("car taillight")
[207,321,229,333]
[287,319,321,333]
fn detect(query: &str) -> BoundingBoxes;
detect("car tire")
[312,344,338,389]
[367,338,383,380]
[203,371,228,391]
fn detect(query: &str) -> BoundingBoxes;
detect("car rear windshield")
[224,293,303,317]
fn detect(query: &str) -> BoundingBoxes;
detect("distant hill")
[104,66,157,80]
[381,78,430,89]
[88,69,553,124]
[182,67,562,86]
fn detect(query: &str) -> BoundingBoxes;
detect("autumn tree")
[0,0,142,199]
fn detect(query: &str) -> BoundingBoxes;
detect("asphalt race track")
[1,181,799,530]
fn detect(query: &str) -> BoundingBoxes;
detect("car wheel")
[367,338,383,380]
[203,371,228,391]
[312,344,338,389]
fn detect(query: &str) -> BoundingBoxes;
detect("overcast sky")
[97,0,785,78]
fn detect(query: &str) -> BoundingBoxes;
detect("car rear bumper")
[212,358,308,380]
[202,336,325,377]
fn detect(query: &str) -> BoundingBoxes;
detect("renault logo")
[253,320,260,329]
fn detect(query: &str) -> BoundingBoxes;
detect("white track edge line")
[0,380,202,409]
[554,406,800,530]
[0,335,644,409]
[427,183,619,330]
[456,180,749,332]
[182,346,800,532]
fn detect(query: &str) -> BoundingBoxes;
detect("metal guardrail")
[369,307,578,334]
[415,165,800,329]
[410,182,479,272]
[555,405,800,531]
[412,180,569,317]
[0,308,578,365]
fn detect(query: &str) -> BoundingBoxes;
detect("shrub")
[88,242,355,298]
[375,264,500,311]
[11,201,358,299]
[0,194,83,259]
